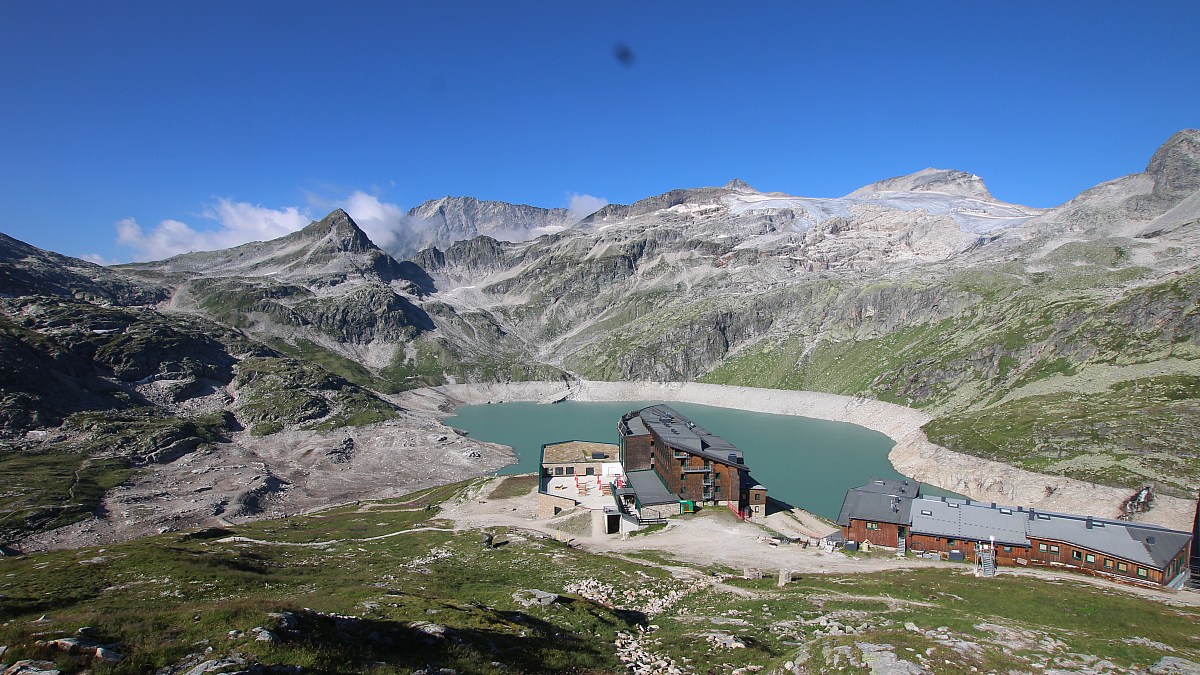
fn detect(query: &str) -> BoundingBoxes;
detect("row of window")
[910,535,1153,578]
[1037,543,1147,577]
[546,466,597,476]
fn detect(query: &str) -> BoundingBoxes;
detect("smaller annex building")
[838,479,1193,588]
[835,478,923,550]
[538,440,624,519]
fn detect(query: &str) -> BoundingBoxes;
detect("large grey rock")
[2,662,60,675]
[1147,656,1200,675]
[512,589,559,607]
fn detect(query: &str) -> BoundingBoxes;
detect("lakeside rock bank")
[398,380,1196,531]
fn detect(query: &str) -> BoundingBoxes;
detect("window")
[1002,546,1013,553]
[1085,554,1096,564]
[1072,550,1082,561]
[1104,559,1114,569]
[1118,562,1128,572]
[754,492,762,501]
[1049,545,1060,554]
[681,473,686,482]
[1137,567,1148,578]
[1038,543,1048,552]
[715,485,721,493]
[565,467,574,476]
[554,467,564,476]
[920,509,933,516]
[865,522,880,530]
[585,467,595,476]
[680,486,687,495]
[999,508,1012,515]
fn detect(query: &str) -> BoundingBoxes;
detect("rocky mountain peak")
[723,178,758,192]
[297,209,376,254]
[395,196,572,257]
[849,168,994,201]
[1145,129,1200,200]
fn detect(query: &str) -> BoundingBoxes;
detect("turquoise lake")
[444,400,948,520]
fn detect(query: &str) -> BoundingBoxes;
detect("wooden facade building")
[618,405,762,517]
[836,478,923,549]
[904,496,1193,588]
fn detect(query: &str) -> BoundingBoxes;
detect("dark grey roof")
[624,469,678,506]
[853,477,922,499]
[1026,510,1191,570]
[906,497,1193,570]
[910,498,1030,547]
[836,489,912,526]
[623,415,649,436]
[633,405,747,469]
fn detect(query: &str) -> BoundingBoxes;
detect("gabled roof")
[907,497,1193,570]
[910,498,1030,547]
[853,477,922,499]
[836,478,923,527]
[1026,510,1191,570]
[629,405,748,469]
[837,489,912,526]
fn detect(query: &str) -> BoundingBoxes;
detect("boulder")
[2,662,60,675]
[512,589,559,608]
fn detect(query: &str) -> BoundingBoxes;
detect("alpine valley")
[1,130,1199,672]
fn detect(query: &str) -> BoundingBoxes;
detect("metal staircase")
[976,548,997,577]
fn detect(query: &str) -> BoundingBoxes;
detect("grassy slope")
[702,267,1200,495]
[0,410,232,542]
[1,481,1196,674]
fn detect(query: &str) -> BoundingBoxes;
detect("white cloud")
[81,252,119,266]
[339,191,406,250]
[114,189,606,262]
[115,200,312,261]
[567,193,608,222]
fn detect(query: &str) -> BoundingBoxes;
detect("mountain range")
[1,129,1198,546]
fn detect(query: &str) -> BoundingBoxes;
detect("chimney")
[1147,535,1156,546]
[1028,509,1036,521]
[1085,516,1093,529]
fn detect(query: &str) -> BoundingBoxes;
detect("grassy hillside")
[1,480,1196,674]
[701,268,1200,495]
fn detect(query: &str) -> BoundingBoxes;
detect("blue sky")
[1,2,1197,262]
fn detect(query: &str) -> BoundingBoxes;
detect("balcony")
[683,466,712,474]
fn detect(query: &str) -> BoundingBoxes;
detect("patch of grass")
[488,474,538,500]
[1,410,233,541]
[0,450,133,542]
[234,356,397,435]
[3,479,1199,674]
[0,486,677,674]
[924,377,1200,495]
[627,522,667,537]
